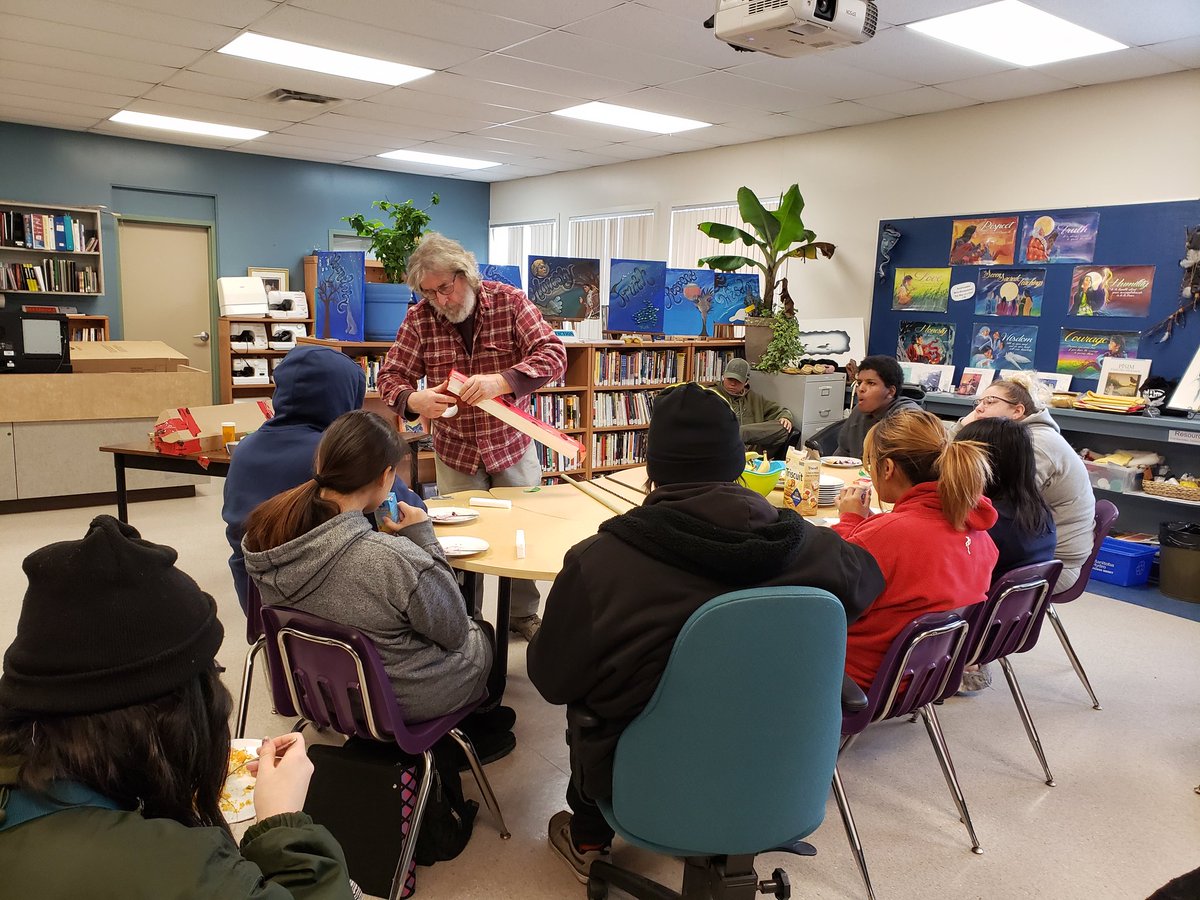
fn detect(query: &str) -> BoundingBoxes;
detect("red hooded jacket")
[833,482,999,688]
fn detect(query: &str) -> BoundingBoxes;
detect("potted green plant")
[696,185,834,365]
[343,193,440,284]
[755,296,808,375]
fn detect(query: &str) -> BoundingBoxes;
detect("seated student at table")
[834,355,922,459]
[834,409,998,689]
[713,357,795,456]
[242,410,507,730]
[527,382,885,883]
[222,343,424,612]
[0,515,353,898]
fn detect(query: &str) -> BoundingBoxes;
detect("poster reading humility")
[1067,265,1155,317]
[314,251,364,340]
[969,323,1037,370]
[975,268,1045,317]
[1019,212,1100,264]
[527,255,600,321]
[479,264,523,290]
[893,267,951,312]
[712,272,761,324]
[607,259,666,333]
[897,320,955,365]
[1057,329,1140,378]
[948,217,1018,265]
[662,268,716,336]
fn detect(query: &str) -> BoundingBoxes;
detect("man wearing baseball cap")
[714,357,795,457]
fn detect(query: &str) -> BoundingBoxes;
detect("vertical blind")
[488,220,558,275]
[568,211,654,335]
[668,197,780,272]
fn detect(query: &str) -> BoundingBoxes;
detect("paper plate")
[221,739,260,824]
[428,506,480,525]
[819,475,846,487]
[821,456,862,468]
[438,536,490,558]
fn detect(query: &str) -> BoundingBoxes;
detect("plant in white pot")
[696,185,835,368]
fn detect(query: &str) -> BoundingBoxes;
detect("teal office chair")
[570,586,848,900]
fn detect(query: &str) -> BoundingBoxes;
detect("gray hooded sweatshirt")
[1023,408,1096,583]
[244,512,490,722]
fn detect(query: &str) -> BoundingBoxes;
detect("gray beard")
[432,286,477,324]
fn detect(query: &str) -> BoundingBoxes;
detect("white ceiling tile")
[500,29,707,86]
[564,3,743,68]
[289,0,548,51]
[476,123,605,151]
[121,97,293,130]
[1034,0,1200,46]
[937,68,1076,103]
[0,90,120,120]
[186,55,394,100]
[0,107,98,130]
[0,60,153,98]
[590,141,668,161]
[0,77,136,111]
[403,72,584,113]
[434,131,546,154]
[875,0,984,26]
[98,0,278,28]
[733,113,830,138]
[280,121,425,149]
[230,143,361,163]
[857,85,981,115]
[161,70,280,101]
[504,112,672,143]
[520,146,626,166]
[253,130,395,156]
[618,132,714,154]
[141,85,331,123]
[350,101,496,134]
[656,71,816,113]
[1039,46,1184,86]
[0,42,177,84]
[678,123,774,148]
[92,120,243,148]
[834,25,1014,85]
[1144,35,1200,68]
[596,87,749,127]
[447,54,643,102]
[2,0,238,50]
[799,101,903,127]
[728,57,922,100]
[442,0,625,30]
[1,15,205,68]
[299,112,456,143]
[365,86,534,124]
[401,140,527,163]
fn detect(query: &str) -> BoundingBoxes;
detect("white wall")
[490,70,1200,330]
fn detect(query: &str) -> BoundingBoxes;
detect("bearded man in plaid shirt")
[378,233,567,641]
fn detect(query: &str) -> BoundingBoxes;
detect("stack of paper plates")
[818,475,844,507]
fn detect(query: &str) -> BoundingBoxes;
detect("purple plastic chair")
[234,581,267,740]
[1044,499,1118,710]
[832,611,976,900]
[259,605,510,900]
[956,560,1064,786]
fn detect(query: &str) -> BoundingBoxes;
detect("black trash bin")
[1159,522,1200,603]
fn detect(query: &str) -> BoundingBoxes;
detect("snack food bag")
[799,451,821,516]
[782,447,806,513]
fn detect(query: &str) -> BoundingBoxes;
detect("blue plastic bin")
[1090,537,1157,587]
[364,283,410,341]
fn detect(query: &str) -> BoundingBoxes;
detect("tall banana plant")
[697,185,835,316]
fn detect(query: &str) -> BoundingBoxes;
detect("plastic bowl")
[738,460,787,497]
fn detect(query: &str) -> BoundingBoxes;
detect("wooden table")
[100,440,230,523]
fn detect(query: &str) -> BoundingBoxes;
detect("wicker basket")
[1143,480,1200,502]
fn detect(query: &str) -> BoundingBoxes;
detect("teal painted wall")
[0,122,489,337]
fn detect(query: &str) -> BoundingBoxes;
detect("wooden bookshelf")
[0,200,103,297]
[217,315,314,404]
[66,314,109,342]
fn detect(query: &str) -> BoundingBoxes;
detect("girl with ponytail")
[242,410,497,723]
[834,409,1000,688]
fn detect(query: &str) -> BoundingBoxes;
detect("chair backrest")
[961,560,1063,670]
[245,581,264,646]
[899,382,928,407]
[1052,499,1119,605]
[804,419,844,455]
[842,611,970,737]
[607,586,847,857]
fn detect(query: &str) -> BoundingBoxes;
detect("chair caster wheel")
[758,868,790,899]
[586,878,608,899]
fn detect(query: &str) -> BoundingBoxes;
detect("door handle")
[193,331,211,343]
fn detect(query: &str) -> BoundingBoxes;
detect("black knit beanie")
[0,515,224,716]
[646,382,746,486]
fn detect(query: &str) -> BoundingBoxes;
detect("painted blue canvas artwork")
[713,272,760,324]
[314,251,365,340]
[527,255,600,321]
[480,264,523,290]
[607,259,666,333]
[662,268,716,336]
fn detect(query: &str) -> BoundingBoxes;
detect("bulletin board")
[867,199,1200,387]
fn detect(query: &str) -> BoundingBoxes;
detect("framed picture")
[955,367,996,397]
[1167,345,1200,413]
[1097,358,1152,398]
[1000,369,1072,392]
[902,362,955,393]
[248,266,289,294]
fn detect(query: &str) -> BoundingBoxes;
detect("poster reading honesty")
[1067,265,1155,317]
[1057,329,1140,378]
[527,255,600,321]
[969,323,1037,370]
[948,217,1018,265]
[662,268,716,336]
[897,320,955,365]
[607,259,666,333]
[893,267,951,311]
[1019,212,1100,264]
[975,268,1045,317]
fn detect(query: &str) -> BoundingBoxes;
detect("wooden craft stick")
[560,473,632,515]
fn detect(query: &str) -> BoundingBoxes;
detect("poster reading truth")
[975,268,1045,317]
[607,259,666,333]
[479,264,523,290]
[712,272,760,324]
[897,320,955,365]
[948,217,1018,265]
[1057,328,1140,378]
[1019,212,1100,264]
[1067,265,1155,317]
[527,255,600,321]
[969,323,1037,370]
[662,268,716,336]
[893,267,951,312]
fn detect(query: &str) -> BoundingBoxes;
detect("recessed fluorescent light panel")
[552,102,710,134]
[109,110,266,141]
[378,149,500,170]
[907,0,1125,67]
[219,33,433,86]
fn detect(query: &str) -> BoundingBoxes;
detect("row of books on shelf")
[70,324,105,341]
[0,260,99,293]
[594,348,686,386]
[351,356,382,392]
[692,349,741,382]
[592,430,647,468]
[593,390,653,427]
[1,212,98,252]
[532,443,578,474]
[523,392,582,431]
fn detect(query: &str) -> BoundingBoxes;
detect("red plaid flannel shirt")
[377,280,567,475]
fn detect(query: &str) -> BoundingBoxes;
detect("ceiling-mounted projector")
[713,0,877,57]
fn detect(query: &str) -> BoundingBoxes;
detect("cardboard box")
[70,341,189,374]
[0,368,210,424]
[153,400,273,456]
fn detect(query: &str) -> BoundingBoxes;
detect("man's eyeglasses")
[972,395,1015,409]
[418,272,461,302]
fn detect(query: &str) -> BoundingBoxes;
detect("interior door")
[118,220,215,399]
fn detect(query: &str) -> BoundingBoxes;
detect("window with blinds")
[668,197,780,271]
[488,220,557,272]
[568,211,654,336]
